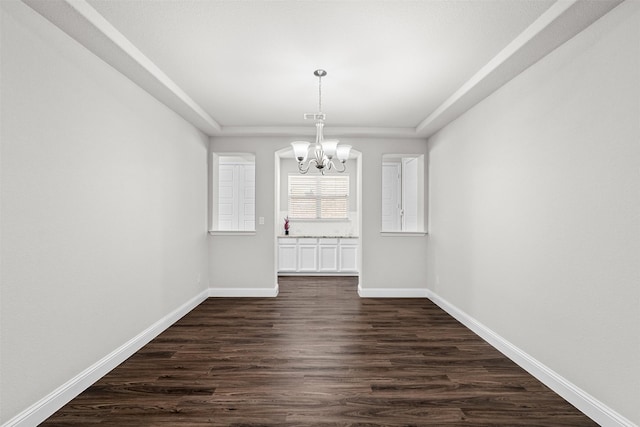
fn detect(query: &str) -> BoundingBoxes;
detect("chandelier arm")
[297,162,310,174]
[333,160,347,173]
[298,158,318,174]
[297,163,310,174]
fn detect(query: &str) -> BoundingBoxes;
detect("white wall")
[209,136,428,291]
[0,1,209,423]
[359,139,428,290]
[426,1,639,424]
[209,137,281,290]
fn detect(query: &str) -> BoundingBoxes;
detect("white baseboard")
[425,289,637,427]
[2,289,209,427]
[277,272,358,277]
[5,286,632,427]
[357,284,428,298]
[208,284,279,297]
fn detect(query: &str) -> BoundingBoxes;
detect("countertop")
[278,235,359,238]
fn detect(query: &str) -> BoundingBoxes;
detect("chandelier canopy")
[291,70,351,175]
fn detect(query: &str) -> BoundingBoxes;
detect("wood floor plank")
[41,276,597,426]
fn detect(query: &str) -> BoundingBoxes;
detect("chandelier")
[290,69,351,175]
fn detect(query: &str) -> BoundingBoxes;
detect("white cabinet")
[278,238,297,272]
[298,238,318,272]
[278,237,358,274]
[318,239,338,272]
[339,240,358,272]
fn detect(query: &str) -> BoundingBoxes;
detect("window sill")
[380,231,428,237]
[208,230,256,236]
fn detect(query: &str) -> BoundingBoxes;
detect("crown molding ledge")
[219,126,420,139]
[22,0,221,136]
[415,0,623,138]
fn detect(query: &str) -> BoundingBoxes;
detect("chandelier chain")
[318,73,322,113]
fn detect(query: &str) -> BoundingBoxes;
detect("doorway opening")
[274,147,362,285]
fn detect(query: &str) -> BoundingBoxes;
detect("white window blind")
[288,174,349,219]
[218,162,255,231]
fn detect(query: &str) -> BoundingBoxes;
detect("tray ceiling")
[24,0,622,137]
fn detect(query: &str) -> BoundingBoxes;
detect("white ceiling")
[24,0,622,138]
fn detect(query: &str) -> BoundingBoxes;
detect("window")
[211,153,255,231]
[381,154,425,232]
[288,174,349,220]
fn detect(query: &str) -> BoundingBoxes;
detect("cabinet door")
[298,244,318,272]
[339,241,358,272]
[318,244,338,272]
[278,245,297,272]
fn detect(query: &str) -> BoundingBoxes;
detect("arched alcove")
[274,146,362,284]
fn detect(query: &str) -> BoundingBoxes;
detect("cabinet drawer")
[319,238,338,244]
[339,238,359,245]
[297,238,318,245]
[279,238,297,244]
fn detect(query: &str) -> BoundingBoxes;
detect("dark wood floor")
[42,276,597,426]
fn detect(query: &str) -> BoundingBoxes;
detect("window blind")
[288,175,349,219]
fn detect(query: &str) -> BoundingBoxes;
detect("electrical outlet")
[259,217,265,225]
